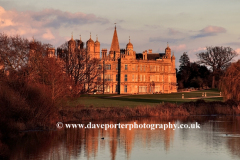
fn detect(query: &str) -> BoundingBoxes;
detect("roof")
[136,53,165,60]
[110,26,120,52]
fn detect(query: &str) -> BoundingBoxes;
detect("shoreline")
[59,100,240,122]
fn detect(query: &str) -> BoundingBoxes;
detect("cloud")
[168,28,181,35]
[149,37,184,43]
[225,42,240,46]
[235,48,240,54]
[30,9,108,29]
[171,44,187,53]
[42,29,55,40]
[191,26,226,39]
[0,6,109,47]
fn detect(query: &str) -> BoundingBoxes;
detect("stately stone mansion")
[83,26,177,94]
[58,26,177,94]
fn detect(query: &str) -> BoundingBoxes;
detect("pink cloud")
[171,44,186,52]
[192,25,227,39]
[201,26,226,34]
[235,48,240,54]
[0,6,109,47]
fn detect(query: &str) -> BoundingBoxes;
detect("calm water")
[8,116,240,160]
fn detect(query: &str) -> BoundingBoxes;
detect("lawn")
[66,89,223,108]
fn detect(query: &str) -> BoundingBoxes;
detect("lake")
[8,116,240,160]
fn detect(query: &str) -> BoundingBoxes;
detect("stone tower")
[86,33,95,58]
[94,35,100,59]
[68,34,76,54]
[165,43,171,59]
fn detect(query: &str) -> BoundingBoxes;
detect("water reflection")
[8,116,240,160]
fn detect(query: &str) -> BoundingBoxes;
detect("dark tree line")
[177,46,238,90]
[196,46,237,88]
[177,52,211,89]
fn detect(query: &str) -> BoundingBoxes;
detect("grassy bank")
[60,100,240,122]
[66,89,223,108]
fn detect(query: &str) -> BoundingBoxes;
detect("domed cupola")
[87,33,94,44]
[95,35,100,45]
[126,36,133,49]
[165,42,171,58]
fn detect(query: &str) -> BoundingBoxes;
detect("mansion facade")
[62,26,177,94]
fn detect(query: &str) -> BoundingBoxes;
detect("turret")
[94,35,100,59]
[86,33,95,58]
[126,36,133,56]
[165,42,171,59]
[68,33,76,54]
[47,48,55,58]
[78,35,84,50]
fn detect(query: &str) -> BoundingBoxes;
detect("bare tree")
[196,46,238,88]
[0,33,29,71]
[57,41,103,95]
[0,33,71,102]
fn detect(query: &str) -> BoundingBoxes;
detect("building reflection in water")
[8,116,240,160]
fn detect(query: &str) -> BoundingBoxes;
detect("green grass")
[65,89,223,108]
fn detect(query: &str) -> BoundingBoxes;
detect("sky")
[1,0,240,67]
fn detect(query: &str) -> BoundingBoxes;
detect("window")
[132,64,135,70]
[156,75,159,82]
[155,86,160,92]
[125,74,127,82]
[140,65,142,71]
[115,85,119,92]
[124,85,127,93]
[162,75,164,82]
[140,75,142,82]
[132,75,134,82]
[144,65,146,71]
[139,86,147,93]
[116,74,118,81]
[125,64,128,70]
[136,75,138,81]
[168,75,171,83]
[150,75,155,81]
[143,75,145,82]
[105,85,110,92]
[116,64,118,70]
[105,74,111,81]
[105,64,111,70]
[98,64,102,70]
[136,65,138,71]
[162,66,164,71]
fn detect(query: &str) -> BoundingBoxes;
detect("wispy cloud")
[168,28,181,35]
[191,26,226,39]
[149,37,184,43]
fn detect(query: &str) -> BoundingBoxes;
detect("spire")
[129,36,130,43]
[96,34,98,41]
[90,32,91,39]
[71,32,73,40]
[110,25,120,52]
[32,36,35,42]
[167,42,169,47]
